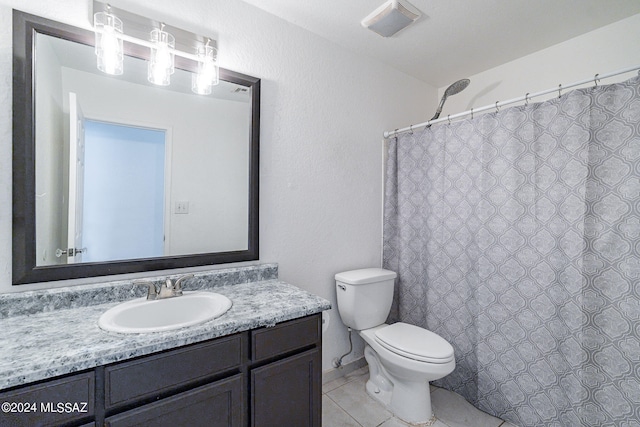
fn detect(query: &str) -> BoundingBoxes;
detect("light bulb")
[94,10,123,75]
[192,43,218,95]
[100,27,120,74]
[148,26,175,86]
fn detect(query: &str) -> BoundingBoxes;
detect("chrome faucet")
[134,274,194,300]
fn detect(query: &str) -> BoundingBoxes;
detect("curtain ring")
[495,101,500,113]
[470,108,474,119]
[558,84,562,98]
[409,125,413,135]
[594,73,600,87]
[525,93,530,107]
[448,115,451,125]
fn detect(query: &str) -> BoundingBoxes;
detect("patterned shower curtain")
[383,76,640,426]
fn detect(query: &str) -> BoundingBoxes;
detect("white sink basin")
[98,292,232,333]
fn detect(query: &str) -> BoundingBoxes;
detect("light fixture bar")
[92,1,217,54]
[93,28,204,63]
[91,0,218,90]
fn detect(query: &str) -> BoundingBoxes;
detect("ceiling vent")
[361,0,422,37]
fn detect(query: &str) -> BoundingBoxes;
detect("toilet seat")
[374,322,454,364]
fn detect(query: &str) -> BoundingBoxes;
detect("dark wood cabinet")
[251,349,321,427]
[104,334,244,412]
[250,315,322,427]
[251,315,321,362]
[0,371,95,427]
[102,332,246,427]
[104,375,244,427]
[0,314,322,427]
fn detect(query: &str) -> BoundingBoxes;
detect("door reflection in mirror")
[67,92,85,264]
[82,120,167,262]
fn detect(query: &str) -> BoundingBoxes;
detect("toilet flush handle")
[337,284,346,291]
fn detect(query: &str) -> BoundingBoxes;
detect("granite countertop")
[0,274,331,391]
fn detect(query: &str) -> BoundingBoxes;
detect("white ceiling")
[239,0,640,87]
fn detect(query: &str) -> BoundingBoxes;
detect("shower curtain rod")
[384,64,640,139]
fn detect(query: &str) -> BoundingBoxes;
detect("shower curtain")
[383,76,640,426]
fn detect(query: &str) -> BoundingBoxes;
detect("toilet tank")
[335,268,397,330]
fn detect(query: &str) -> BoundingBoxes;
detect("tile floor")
[322,367,518,427]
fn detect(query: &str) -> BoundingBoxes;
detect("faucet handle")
[173,274,194,296]
[154,278,175,299]
[134,280,158,300]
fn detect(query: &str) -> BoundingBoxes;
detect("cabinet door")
[251,349,320,427]
[0,371,94,427]
[105,374,243,427]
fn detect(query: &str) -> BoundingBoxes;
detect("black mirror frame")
[12,10,259,285]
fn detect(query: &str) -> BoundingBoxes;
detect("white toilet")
[335,268,455,424]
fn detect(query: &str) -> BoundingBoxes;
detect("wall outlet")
[175,201,189,214]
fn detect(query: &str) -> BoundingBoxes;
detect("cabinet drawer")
[105,374,243,427]
[251,314,320,362]
[0,371,94,427]
[105,333,243,410]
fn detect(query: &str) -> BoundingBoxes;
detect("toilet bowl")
[359,323,455,423]
[335,268,455,424]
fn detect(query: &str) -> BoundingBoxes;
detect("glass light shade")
[94,11,124,75]
[192,45,219,95]
[148,28,175,86]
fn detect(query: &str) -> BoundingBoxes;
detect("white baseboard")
[322,356,368,384]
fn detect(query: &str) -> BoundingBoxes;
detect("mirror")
[12,10,260,284]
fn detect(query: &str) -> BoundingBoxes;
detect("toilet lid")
[374,323,454,364]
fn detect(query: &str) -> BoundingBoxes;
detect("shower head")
[444,78,470,97]
[429,78,471,122]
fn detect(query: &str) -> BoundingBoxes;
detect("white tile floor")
[322,367,518,427]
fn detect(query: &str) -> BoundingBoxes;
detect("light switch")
[175,201,189,214]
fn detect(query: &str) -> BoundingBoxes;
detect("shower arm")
[429,96,448,122]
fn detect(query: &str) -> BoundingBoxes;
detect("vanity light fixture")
[92,1,219,93]
[148,24,175,86]
[192,40,218,95]
[93,5,123,75]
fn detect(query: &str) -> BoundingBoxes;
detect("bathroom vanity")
[0,265,330,427]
